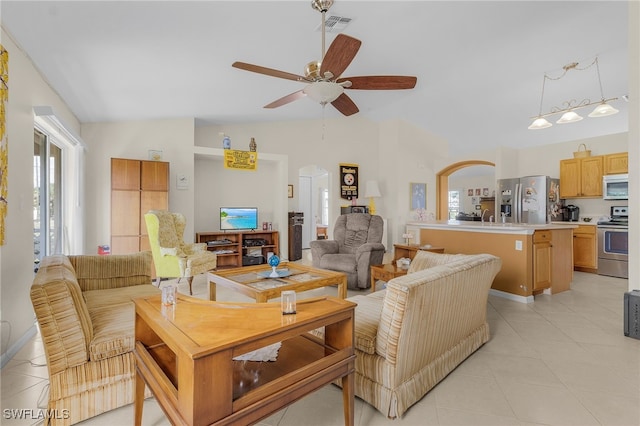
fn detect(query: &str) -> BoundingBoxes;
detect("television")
[220,207,258,231]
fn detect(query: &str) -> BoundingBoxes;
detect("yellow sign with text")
[224,150,258,171]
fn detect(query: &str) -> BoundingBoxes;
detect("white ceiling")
[0,1,630,155]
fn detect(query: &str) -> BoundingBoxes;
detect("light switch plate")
[515,240,523,251]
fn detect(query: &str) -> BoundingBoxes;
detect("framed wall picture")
[467,189,473,196]
[410,182,426,210]
[339,163,359,200]
[287,184,294,198]
[475,188,481,196]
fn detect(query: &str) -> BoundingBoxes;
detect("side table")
[370,263,409,292]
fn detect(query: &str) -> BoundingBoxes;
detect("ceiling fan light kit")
[528,56,619,130]
[231,0,417,117]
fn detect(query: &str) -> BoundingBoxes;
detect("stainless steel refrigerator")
[496,176,562,224]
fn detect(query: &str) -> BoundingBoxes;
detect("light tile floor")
[2,252,639,426]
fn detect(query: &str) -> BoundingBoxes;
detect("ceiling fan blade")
[337,76,417,90]
[320,34,362,79]
[331,93,359,116]
[232,62,308,82]
[264,90,306,109]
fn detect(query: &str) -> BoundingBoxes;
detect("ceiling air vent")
[316,15,352,33]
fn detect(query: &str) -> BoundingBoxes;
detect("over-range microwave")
[603,174,628,200]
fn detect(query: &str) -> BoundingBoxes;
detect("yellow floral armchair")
[144,210,217,294]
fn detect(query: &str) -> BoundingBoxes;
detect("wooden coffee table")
[134,294,356,426]
[208,263,347,302]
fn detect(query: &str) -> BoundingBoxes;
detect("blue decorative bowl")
[268,255,280,267]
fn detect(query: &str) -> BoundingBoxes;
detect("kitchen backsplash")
[564,197,628,220]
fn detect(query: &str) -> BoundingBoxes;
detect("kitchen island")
[406,221,578,302]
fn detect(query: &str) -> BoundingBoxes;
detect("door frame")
[436,160,495,220]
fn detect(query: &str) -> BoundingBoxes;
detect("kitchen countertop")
[551,221,597,226]
[407,220,578,235]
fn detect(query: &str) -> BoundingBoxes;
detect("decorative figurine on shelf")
[249,137,257,152]
[222,134,231,150]
[268,254,280,278]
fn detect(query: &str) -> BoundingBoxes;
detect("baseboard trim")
[0,324,37,369]
[489,289,534,304]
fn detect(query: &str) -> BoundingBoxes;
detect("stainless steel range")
[597,206,628,278]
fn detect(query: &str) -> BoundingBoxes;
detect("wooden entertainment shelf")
[196,230,279,269]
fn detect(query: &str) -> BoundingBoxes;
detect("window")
[448,190,460,220]
[33,107,84,271]
[33,129,62,269]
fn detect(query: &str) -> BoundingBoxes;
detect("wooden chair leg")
[187,276,194,295]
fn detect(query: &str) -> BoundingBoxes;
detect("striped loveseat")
[30,252,159,425]
[342,251,502,419]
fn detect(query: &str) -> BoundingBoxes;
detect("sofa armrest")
[69,251,153,291]
[309,240,339,267]
[183,242,207,254]
[31,281,90,375]
[355,242,385,258]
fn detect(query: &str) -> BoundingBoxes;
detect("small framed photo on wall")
[467,189,473,196]
[288,185,294,198]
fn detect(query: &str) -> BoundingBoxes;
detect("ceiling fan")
[232,0,417,116]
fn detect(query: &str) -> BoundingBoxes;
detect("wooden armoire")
[111,158,169,254]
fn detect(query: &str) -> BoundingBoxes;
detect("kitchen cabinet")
[603,152,628,175]
[573,224,597,273]
[414,224,574,297]
[111,158,169,254]
[533,231,552,291]
[559,156,603,198]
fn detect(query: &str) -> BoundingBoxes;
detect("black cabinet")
[288,212,303,261]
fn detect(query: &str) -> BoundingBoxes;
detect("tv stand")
[196,230,279,269]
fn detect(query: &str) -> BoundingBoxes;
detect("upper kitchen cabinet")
[559,156,603,198]
[603,152,628,175]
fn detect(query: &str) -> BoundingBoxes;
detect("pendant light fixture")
[528,57,618,130]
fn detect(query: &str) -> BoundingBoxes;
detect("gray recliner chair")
[310,213,385,290]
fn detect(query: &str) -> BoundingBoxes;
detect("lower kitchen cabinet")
[533,231,552,291]
[573,224,597,273]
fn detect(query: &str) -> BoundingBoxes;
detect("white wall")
[81,118,196,251]
[0,29,81,361]
[449,174,496,214]
[193,156,278,233]
[628,0,639,292]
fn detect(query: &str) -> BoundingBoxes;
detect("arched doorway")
[436,160,495,220]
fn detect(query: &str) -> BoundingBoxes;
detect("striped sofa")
[30,252,159,425]
[344,251,502,418]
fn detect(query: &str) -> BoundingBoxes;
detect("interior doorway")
[436,160,495,220]
[298,165,329,249]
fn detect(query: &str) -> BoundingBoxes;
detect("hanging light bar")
[528,57,619,130]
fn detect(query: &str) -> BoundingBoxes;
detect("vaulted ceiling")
[1,1,630,154]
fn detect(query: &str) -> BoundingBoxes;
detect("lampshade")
[528,117,553,130]
[556,111,583,124]
[364,180,381,198]
[588,102,619,118]
[303,81,344,104]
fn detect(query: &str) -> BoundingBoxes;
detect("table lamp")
[364,180,381,215]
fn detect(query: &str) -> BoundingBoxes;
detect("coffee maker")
[566,204,580,221]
